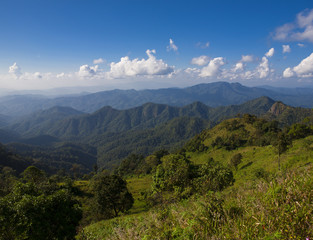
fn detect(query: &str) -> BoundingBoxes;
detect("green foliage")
[21,165,46,183]
[0,181,82,239]
[287,123,313,140]
[91,174,134,219]
[193,158,234,193]
[230,153,242,170]
[151,155,234,203]
[117,154,145,176]
[153,154,194,193]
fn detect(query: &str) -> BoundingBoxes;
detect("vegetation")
[1,97,313,239]
[0,166,82,239]
[91,174,134,219]
[78,115,313,239]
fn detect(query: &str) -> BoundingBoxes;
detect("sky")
[1,0,313,92]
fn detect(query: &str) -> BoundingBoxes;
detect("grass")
[78,136,313,239]
[126,175,152,214]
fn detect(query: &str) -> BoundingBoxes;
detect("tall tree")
[91,174,134,219]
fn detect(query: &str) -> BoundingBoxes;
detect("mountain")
[6,106,86,137]
[4,96,313,168]
[5,97,275,140]
[1,82,313,116]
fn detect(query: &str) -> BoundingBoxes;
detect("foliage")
[193,158,234,193]
[230,153,242,170]
[151,154,234,203]
[0,180,82,239]
[91,174,134,219]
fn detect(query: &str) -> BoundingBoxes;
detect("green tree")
[230,153,242,171]
[0,182,82,240]
[21,166,46,184]
[273,133,291,170]
[193,158,234,193]
[91,174,134,219]
[152,154,194,192]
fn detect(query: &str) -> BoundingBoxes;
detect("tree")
[152,154,194,192]
[0,182,82,240]
[91,174,134,219]
[21,166,46,184]
[273,133,291,170]
[230,153,242,171]
[193,158,234,193]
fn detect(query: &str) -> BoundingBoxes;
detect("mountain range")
[1,82,313,118]
[3,96,313,169]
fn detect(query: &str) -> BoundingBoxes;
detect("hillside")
[79,115,313,239]
[2,82,313,116]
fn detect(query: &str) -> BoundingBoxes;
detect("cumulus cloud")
[283,67,295,78]
[283,53,313,78]
[298,43,305,47]
[108,49,174,78]
[293,53,313,76]
[9,62,22,78]
[233,62,244,72]
[199,57,225,77]
[265,48,275,58]
[167,38,178,52]
[257,57,270,78]
[93,58,104,64]
[78,64,99,78]
[273,9,313,43]
[191,55,210,66]
[282,45,291,53]
[241,55,254,62]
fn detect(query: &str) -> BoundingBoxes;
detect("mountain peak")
[268,101,288,116]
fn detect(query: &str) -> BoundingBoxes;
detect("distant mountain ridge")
[5,96,313,168]
[5,97,275,140]
[1,82,313,116]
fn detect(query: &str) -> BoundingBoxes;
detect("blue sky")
[1,0,313,91]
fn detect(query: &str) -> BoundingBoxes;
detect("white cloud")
[108,49,174,78]
[34,72,42,79]
[184,68,200,74]
[283,67,295,78]
[257,57,270,78]
[273,9,313,43]
[56,72,65,78]
[241,55,253,62]
[199,57,225,77]
[233,62,244,72]
[293,52,313,76]
[191,55,210,66]
[78,64,99,78]
[282,45,291,53]
[283,53,313,78]
[265,48,275,58]
[167,38,178,52]
[298,43,305,47]
[8,62,22,78]
[93,58,105,64]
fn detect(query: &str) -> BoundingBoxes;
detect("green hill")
[79,115,313,240]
